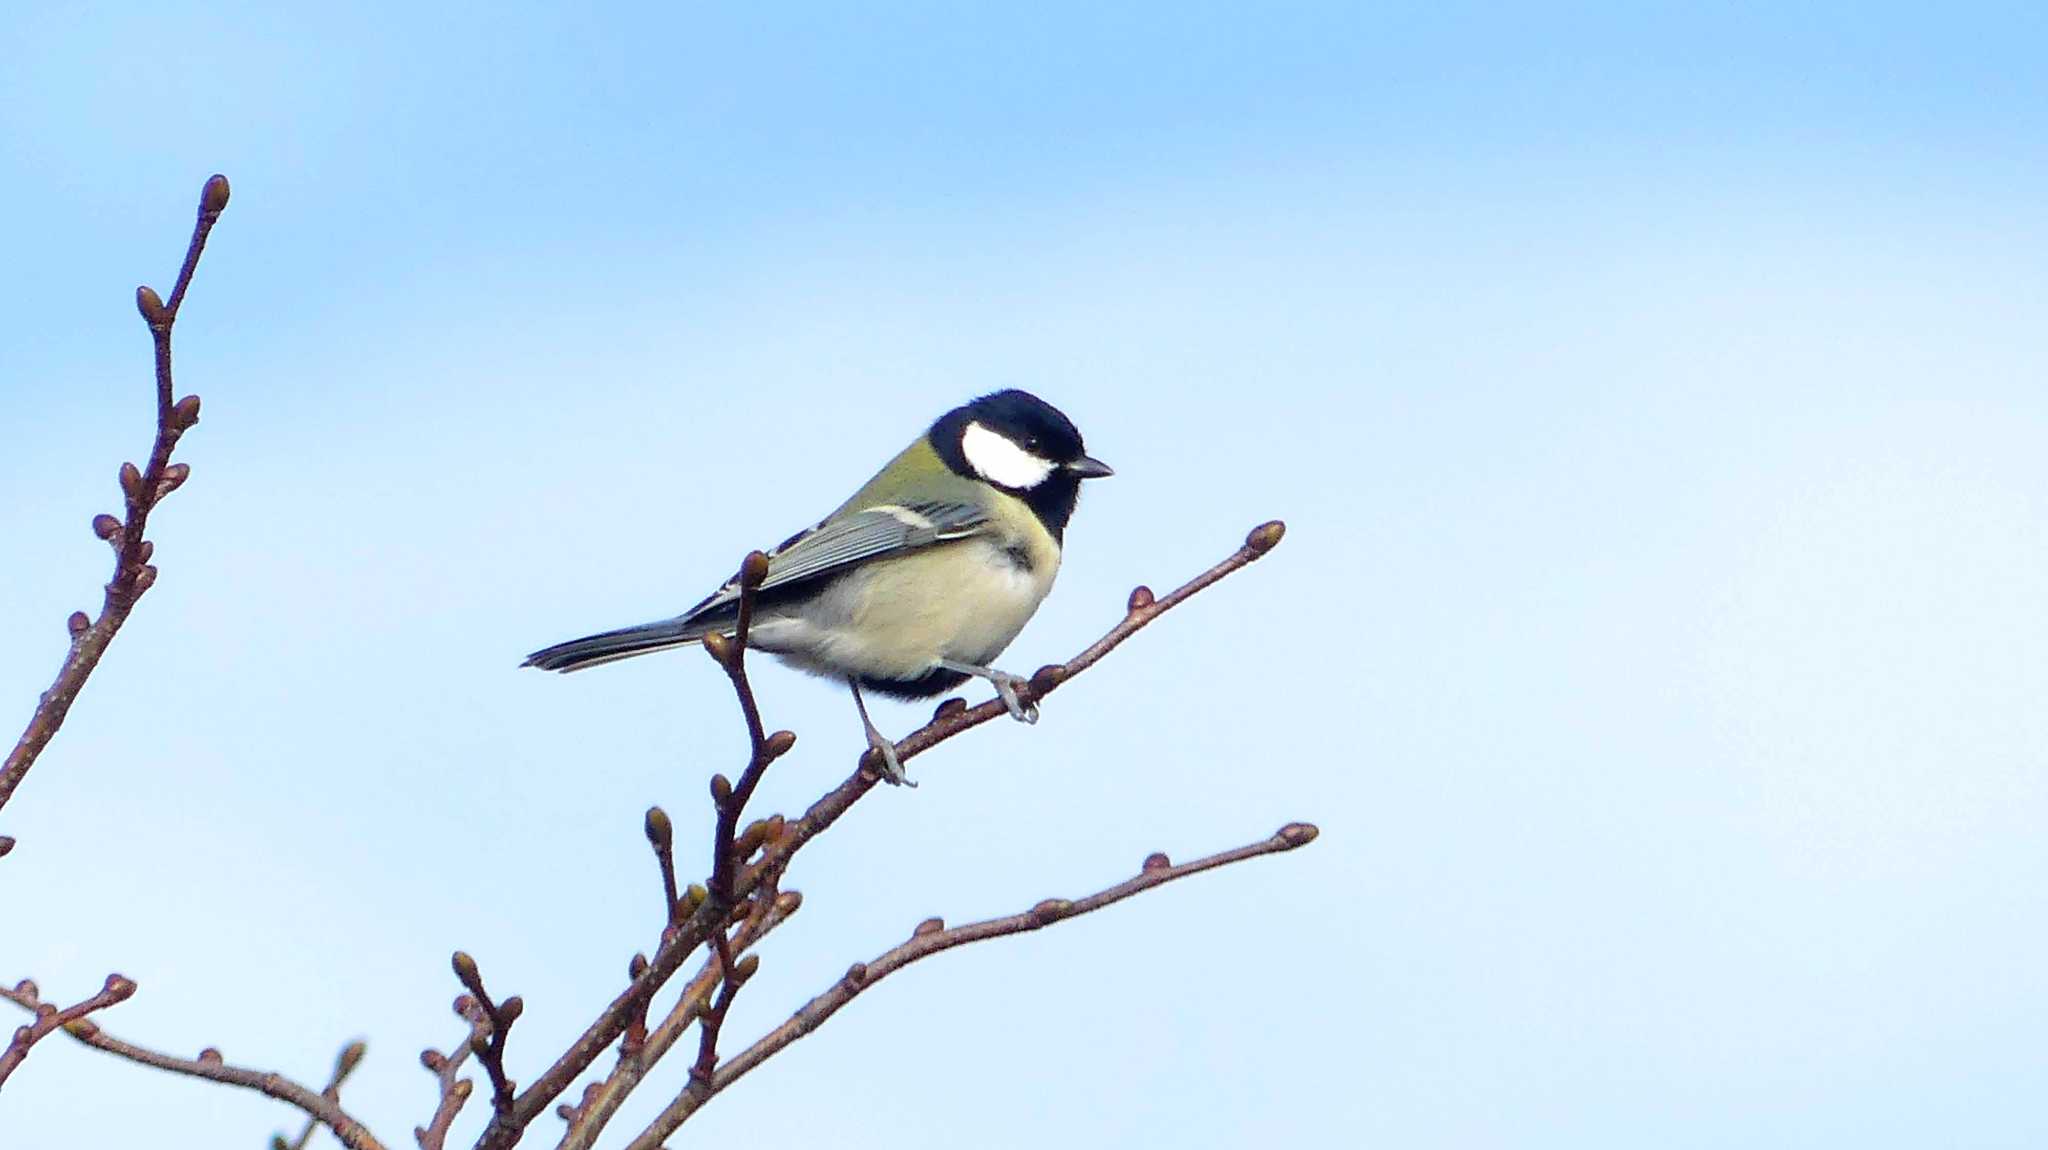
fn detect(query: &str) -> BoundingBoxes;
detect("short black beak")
[1065,455,1115,479]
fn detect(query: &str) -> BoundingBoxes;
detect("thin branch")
[553,891,800,1150]
[450,953,523,1122]
[686,933,747,1098]
[0,981,386,1150]
[414,1000,486,1150]
[472,520,1288,1150]
[644,807,680,927]
[626,821,1323,1147]
[276,1041,368,1150]
[0,174,229,832]
[700,550,791,909]
[0,974,137,1088]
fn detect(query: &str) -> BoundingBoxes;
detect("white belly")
[750,535,1059,681]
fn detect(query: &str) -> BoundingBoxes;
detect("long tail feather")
[523,618,714,672]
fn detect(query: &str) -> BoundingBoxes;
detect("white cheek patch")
[961,421,1056,489]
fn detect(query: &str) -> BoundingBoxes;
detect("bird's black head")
[930,389,1113,541]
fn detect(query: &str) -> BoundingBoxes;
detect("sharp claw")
[868,738,914,787]
[993,674,1039,725]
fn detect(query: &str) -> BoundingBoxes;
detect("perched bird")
[524,389,1113,784]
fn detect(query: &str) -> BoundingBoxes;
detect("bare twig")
[276,1041,368,1150]
[0,974,137,1088]
[415,1000,486,1150]
[0,174,229,832]
[451,953,523,1122]
[554,891,801,1150]
[625,821,1322,1147]
[644,807,680,927]
[699,550,792,908]
[0,981,386,1150]
[473,521,1289,1150]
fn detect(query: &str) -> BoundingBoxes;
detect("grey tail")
[523,618,718,672]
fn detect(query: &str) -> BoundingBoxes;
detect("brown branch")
[451,953,523,1122]
[0,173,229,837]
[0,974,137,1088]
[415,999,487,1150]
[471,520,1287,1150]
[0,980,385,1150]
[626,820,1322,1147]
[276,1041,368,1150]
[554,891,801,1150]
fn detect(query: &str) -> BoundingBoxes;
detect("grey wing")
[678,501,989,624]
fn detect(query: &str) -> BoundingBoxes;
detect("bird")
[523,389,1113,785]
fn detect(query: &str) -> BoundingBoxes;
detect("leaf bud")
[136,286,167,325]
[1245,520,1286,555]
[201,174,232,215]
[643,806,672,850]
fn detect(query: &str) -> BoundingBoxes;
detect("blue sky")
[4,4,2046,1148]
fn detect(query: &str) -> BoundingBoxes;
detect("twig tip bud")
[201,174,232,214]
[738,550,770,590]
[709,774,733,805]
[103,973,138,999]
[643,806,672,850]
[450,951,480,988]
[336,1039,367,1078]
[1246,520,1287,555]
[1276,821,1320,848]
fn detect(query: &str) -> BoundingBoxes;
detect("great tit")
[524,389,1113,785]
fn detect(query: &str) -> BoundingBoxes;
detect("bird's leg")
[938,660,1039,724]
[849,678,914,787]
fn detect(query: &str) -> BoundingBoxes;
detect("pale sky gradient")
[4,4,2046,1148]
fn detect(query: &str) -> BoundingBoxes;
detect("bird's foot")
[990,670,1039,725]
[864,732,916,787]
